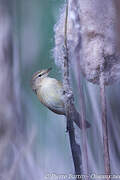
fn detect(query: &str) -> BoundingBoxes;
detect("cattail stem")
[75,61,89,180]
[62,0,82,177]
[73,0,89,178]
[100,66,111,179]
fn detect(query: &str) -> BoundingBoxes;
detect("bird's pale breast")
[37,77,65,115]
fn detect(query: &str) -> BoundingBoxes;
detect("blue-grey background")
[17,0,75,178]
[15,0,120,179]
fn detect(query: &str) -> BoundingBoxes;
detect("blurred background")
[18,0,120,178]
[17,0,74,179]
[0,0,76,179]
[0,0,120,180]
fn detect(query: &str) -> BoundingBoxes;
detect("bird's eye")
[38,74,42,77]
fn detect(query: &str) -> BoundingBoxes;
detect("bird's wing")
[38,78,65,115]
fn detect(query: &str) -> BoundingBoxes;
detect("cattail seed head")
[53,0,120,85]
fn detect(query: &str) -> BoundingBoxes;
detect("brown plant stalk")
[100,64,111,179]
[63,0,82,177]
[76,62,89,179]
[73,0,89,178]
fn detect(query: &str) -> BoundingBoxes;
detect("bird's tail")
[73,107,91,129]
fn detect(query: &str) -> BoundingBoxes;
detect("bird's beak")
[41,68,52,76]
[46,67,52,73]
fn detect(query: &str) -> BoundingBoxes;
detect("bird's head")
[31,68,52,92]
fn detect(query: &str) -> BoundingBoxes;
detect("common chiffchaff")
[31,68,90,129]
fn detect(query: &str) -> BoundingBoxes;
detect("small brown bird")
[31,68,90,129]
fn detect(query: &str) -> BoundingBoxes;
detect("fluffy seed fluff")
[53,0,120,85]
